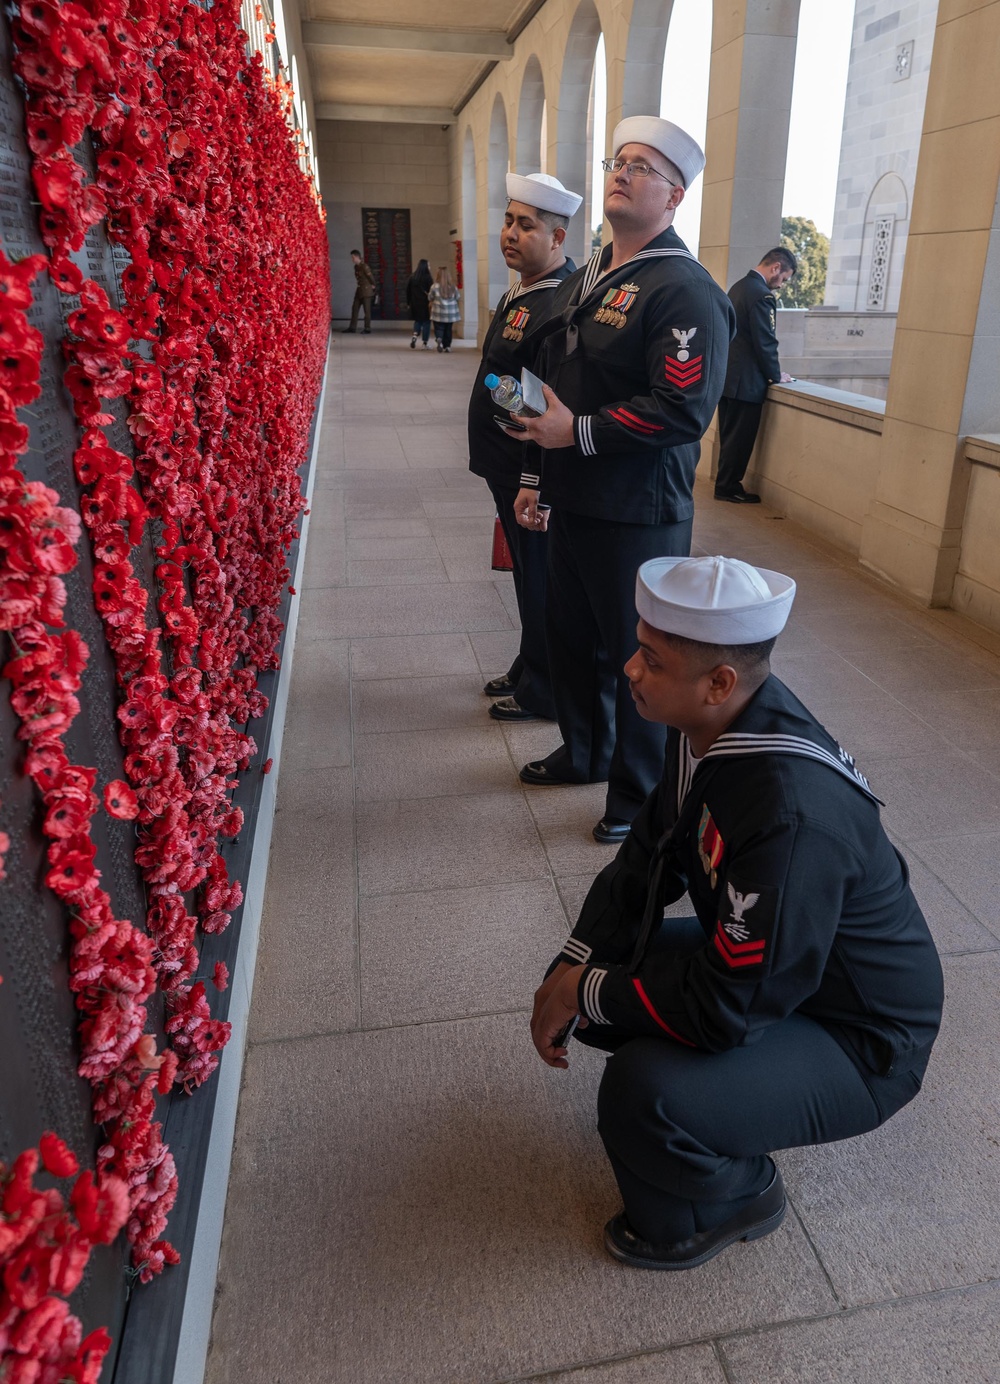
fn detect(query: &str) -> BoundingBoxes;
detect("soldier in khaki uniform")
[344,249,376,334]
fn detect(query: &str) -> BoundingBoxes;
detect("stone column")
[859,0,1000,606]
[699,0,800,290]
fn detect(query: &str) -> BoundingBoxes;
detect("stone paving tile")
[469,628,523,677]
[904,833,1000,939]
[248,766,358,1044]
[347,554,449,585]
[359,880,566,1027]
[353,726,515,801]
[356,793,549,896]
[428,514,498,541]
[300,531,347,589]
[349,631,478,680]
[353,675,488,734]
[780,953,1000,1306]
[874,750,1000,843]
[524,783,624,877]
[297,580,512,640]
[279,639,351,774]
[206,1017,835,1384]
[347,516,433,540]
[797,605,939,653]
[529,1347,728,1384]
[498,717,565,770]
[721,1283,1000,1384]
[346,534,442,561]
[843,641,1000,700]
[906,685,1000,750]
[898,846,1000,954]
[439,534,503,584]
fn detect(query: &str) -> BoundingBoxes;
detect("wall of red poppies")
[0,0,329,1377]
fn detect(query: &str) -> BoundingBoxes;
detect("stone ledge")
[765,380,886,433]
[964,433,1000,470]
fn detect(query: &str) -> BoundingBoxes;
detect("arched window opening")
[487,94,511,313]
[659,0,710,254]
[588,34,607,255]
[461,127,480,342]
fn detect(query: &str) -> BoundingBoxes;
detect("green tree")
[779,216,830,309]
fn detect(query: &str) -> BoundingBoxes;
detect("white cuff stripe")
[582,968,609,1024]
[562,937,592,964]
[521,472,540,487]
[577,415,596,456]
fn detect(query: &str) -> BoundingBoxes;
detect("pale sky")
[591,0,856,250]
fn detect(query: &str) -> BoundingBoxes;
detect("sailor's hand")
[514,488,549,530]
[531,963,588,1069]
[508,385,575,450]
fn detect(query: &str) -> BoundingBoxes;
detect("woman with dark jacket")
[406,259,433,348]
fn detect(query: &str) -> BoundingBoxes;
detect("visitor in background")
[429,267,461,353]
[715,247,797,503]
[343,249,376,334]
[407,259,433,349]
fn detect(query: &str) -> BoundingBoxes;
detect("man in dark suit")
[715,248,796,504]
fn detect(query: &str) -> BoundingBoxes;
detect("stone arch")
[487,93,511,313]
[516,56,546,174]
[857,172,910,312]
[622,0,675,117]
[556,0,603,265]
[461,125,480,342]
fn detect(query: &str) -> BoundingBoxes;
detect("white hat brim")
[505,172,583,218]
[611,116,706,188]
[636,557,796,643]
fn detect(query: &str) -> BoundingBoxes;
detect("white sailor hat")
[612,115,706,189]
[505,171,583,218]
[636,555,796,644]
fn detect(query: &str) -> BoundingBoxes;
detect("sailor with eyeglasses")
[503,115,736,846]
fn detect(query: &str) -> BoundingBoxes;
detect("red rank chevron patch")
[664,353,703,388]
[713,919,766,969]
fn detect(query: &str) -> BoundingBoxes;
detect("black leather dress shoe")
[483,675,516,697]
[604,1162,786,1271]
[714,488,761,504]
[489,697,545,722]
[593,816,630,844]
[519,760,580,786]
[340,328,357,334]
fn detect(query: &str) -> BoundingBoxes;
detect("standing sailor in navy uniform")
[531,555,943,1271]
[468,172,581,723]
[715,247,797,503]
[503,116,735,843]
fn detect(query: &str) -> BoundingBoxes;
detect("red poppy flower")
[39,1132,80,1178]
[103,779,138,820]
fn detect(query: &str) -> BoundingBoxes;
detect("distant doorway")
[362,207,412,319]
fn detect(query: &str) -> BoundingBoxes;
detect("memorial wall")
[0,0,329,1379]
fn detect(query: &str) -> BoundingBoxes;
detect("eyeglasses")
[601,157,677,186]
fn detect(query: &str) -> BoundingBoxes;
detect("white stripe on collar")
[502,277,567,312]
[582,245,698,302]
[688,731,882,804]
[506,277,565,303]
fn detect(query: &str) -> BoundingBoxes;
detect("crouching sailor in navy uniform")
[530,555,944,1270]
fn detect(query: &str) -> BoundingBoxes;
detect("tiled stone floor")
[205,334,1000,1384]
